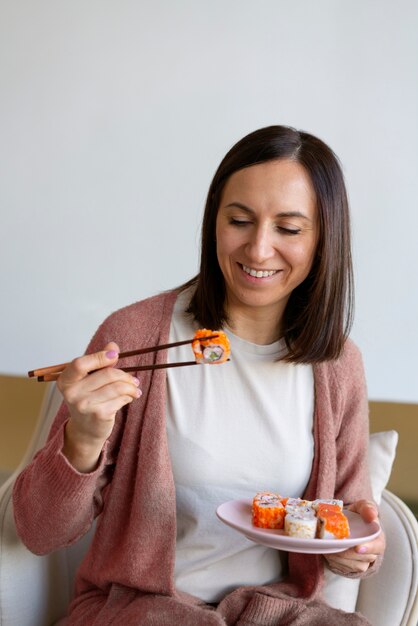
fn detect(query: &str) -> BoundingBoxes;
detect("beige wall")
[0,375,417,506]
[369,401,418,505]
[0,375,45,470]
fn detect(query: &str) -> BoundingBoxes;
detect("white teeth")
[242,265,277,278]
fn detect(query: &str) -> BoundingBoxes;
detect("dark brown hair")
[182,125,354,363]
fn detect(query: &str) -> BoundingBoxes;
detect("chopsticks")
[29,335,220,382]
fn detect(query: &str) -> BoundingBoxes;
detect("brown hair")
[182,125,354,363]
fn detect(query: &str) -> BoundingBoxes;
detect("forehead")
[221,159,317,215]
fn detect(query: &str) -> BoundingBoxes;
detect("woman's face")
[215,159,318,324]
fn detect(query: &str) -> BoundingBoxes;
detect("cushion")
[368,430,398,505]
[323,430,398,613]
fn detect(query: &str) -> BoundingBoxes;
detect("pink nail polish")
[105,350,118,359]
[357,546,368,554]
[132,377,140,386]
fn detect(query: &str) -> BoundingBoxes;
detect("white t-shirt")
[166,289,314,602]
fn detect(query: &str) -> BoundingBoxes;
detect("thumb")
[349,499,379,524]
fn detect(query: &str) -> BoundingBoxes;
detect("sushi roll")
[284,498,313,513]
[284,509,317,539]
[315,502,344,517]
[316,508,350,539]
[253,491,282,505]
[192,329,231,364]
[312,498,343,512]
[252,492,285,529]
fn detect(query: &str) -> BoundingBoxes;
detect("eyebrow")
[224,202,312,221]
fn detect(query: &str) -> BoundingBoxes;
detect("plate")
[216,498,381,554]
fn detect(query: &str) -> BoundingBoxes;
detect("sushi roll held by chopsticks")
[192,329,231,364]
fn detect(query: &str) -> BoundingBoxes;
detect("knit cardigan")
[13,289,379,626]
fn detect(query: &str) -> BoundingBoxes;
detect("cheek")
[216,225,241,258]
[302,243,318,275]
[215,229,231,273]
[215,220,227,254]
[286,240,317,273]
[216,242,235,280]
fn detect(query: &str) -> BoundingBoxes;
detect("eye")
[277,226,301,235]
[229,217,251,227]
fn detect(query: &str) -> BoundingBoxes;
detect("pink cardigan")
[13,290,378,625]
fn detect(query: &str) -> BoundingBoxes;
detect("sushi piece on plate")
[312,498,343,512]
[252,492,285,529]
[316,508,350,539]
[192,329,230,364]
[284,509,317,539]
[253,491,282,504]
[315,503,343,516]
[285,498,312,508]
[284,498,314,516]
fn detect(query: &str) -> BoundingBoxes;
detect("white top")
[166,289,314,602]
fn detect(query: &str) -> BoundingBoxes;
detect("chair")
[0,384,417,626]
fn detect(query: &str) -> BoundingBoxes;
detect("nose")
[245,224,275,263]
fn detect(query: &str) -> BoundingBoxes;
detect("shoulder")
[316,338,364,378]
[332,337,364,375]
[87,289,179,353]
[314,338,367,402]
[313,339,368,433]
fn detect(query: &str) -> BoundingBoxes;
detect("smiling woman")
[13,125,382,626]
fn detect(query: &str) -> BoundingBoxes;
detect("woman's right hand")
[57,341,141,472]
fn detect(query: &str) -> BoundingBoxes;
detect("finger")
[349,499,379,523]
[59,342,120,385]
[325,549,378,570]
[63,372,141,416]
[66,365,140,397]
[325,556,372,574]
[356,530,385,556]
[84,393,139,420]
[77,376,142,411]
[327,547,371,562]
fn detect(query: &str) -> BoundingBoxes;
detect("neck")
[225,302,284,345]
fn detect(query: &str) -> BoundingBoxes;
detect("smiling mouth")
[241,264,279,278]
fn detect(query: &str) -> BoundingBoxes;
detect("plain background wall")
[1,0,417,402]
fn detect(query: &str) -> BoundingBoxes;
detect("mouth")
[240,263,279,278]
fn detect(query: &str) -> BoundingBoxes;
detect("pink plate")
[216,498,381,554]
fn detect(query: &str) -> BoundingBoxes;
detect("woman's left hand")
[323,500,386,575]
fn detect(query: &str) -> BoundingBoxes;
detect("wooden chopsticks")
[28,335,220,382]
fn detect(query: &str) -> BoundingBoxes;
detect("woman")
[13,126,385,625]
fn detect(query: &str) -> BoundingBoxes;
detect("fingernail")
[132,376,140,386]
[105,350,118,359]
[135,388,142,398]
[357,546,368,554]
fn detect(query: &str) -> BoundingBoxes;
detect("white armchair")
[1,384,417,626]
